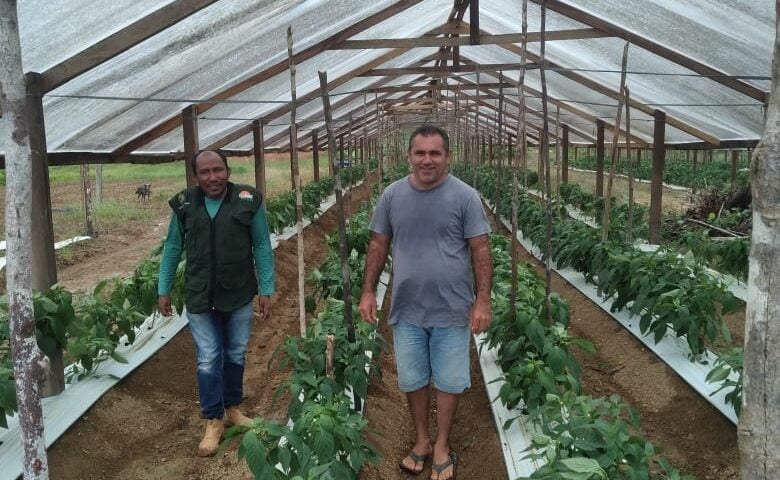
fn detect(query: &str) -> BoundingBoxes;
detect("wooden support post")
[692,149,698,194]
[731,149,738,190]
[252,119,267,194]
[312,129,320,181]
[596,119,605,197]
[338,133,344,176]
[469,0,480,44]
[95,164,103,202]
[80,164,95,237]
[25,73,58,292]
[649,109,666,244]
[182,105,199,187]
[25,72,62,397]
[562,124,569,183]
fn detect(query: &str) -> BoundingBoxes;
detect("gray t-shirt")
[370,174,491,327]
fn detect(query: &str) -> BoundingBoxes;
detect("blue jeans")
[186,301,253,419]
[392,320,471,394]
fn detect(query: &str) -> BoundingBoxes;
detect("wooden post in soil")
[596,119,605,197]
[555,105,561,206]
[81,164,95,237]
[252,119,267,194]
[287,26,307,338]
[346,114,353,219]
[739,8,780,476]
[319,70,358,350]
[182,105,199,187]
[601,42,629,243]
[376,92,384,194]
[624,87,636,243]
[649,109,666,244]
[562,124,569,184]
[692,149,698,195]
[509,0,529,322]
[494,71,504,222]
[312,129,320,181]
[24,72,62,397]
[1,1,51,477]
[538,3,554,325]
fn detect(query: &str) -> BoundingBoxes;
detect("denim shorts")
[392,320,471,394]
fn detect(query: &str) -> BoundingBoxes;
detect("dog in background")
[135,183,152,201]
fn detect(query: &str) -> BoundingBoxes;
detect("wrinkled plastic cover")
[12,0,772,155]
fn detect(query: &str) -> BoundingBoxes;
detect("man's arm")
[251,205,274,320]
[359,232,391,322]
[158,212,184,316]
[468,234,493,334]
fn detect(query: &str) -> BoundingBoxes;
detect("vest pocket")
[185,277,208,295]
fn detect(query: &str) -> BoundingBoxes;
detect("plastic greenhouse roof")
[7,0,773,159]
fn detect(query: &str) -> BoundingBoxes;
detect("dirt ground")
[34,171,740,479]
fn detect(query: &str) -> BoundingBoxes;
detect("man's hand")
[359,290,378,323]
[469,295,492,334]
[257,295,271,321]
[158,296,173,317]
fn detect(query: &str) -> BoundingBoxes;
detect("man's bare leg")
[431,390,459,480]
[401,385,433,472]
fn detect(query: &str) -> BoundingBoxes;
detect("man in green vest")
[157,150,274,456]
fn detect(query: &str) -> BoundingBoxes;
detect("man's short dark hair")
[191,150,229,174]
[408,125,450,152]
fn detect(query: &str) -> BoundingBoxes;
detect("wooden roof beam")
[39,0,219,92]
[450,72,647,146]
[360,62,539,76]
[334,29,609,49]
[488,36,723,145]
[112,0,424,156]
[530,0,768,103]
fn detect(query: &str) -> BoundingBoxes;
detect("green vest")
[170,182,263,313]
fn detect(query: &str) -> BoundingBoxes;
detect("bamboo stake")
[601,42,630,243]
[540,3,555,325]
[625,86,635,243]
[473,66,480,188]
[326,334,335,379]
[320,70,357,349]
[509,0,529,323]
[287,26,306,338]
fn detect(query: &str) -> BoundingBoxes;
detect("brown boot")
[197,418,224,457]
[225,405,253,427]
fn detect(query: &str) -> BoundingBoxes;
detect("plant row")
[452,163,743,416]
[558,182,749,282]
[226,202,384,479]
[483,234,691,479]
[266,165,366,234]
[0,251,183,428]
[566,150,749,191]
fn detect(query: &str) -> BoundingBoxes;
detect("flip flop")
[430,450,457,480]
[399,450,430,476]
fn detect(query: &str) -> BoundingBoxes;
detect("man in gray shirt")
[359,125,492,480]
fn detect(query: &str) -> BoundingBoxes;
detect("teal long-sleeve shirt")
[157,196,275,297]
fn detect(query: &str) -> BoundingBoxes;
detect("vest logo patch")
[239,190,253,201]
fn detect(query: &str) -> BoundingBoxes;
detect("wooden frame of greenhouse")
[1,0,778,479]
